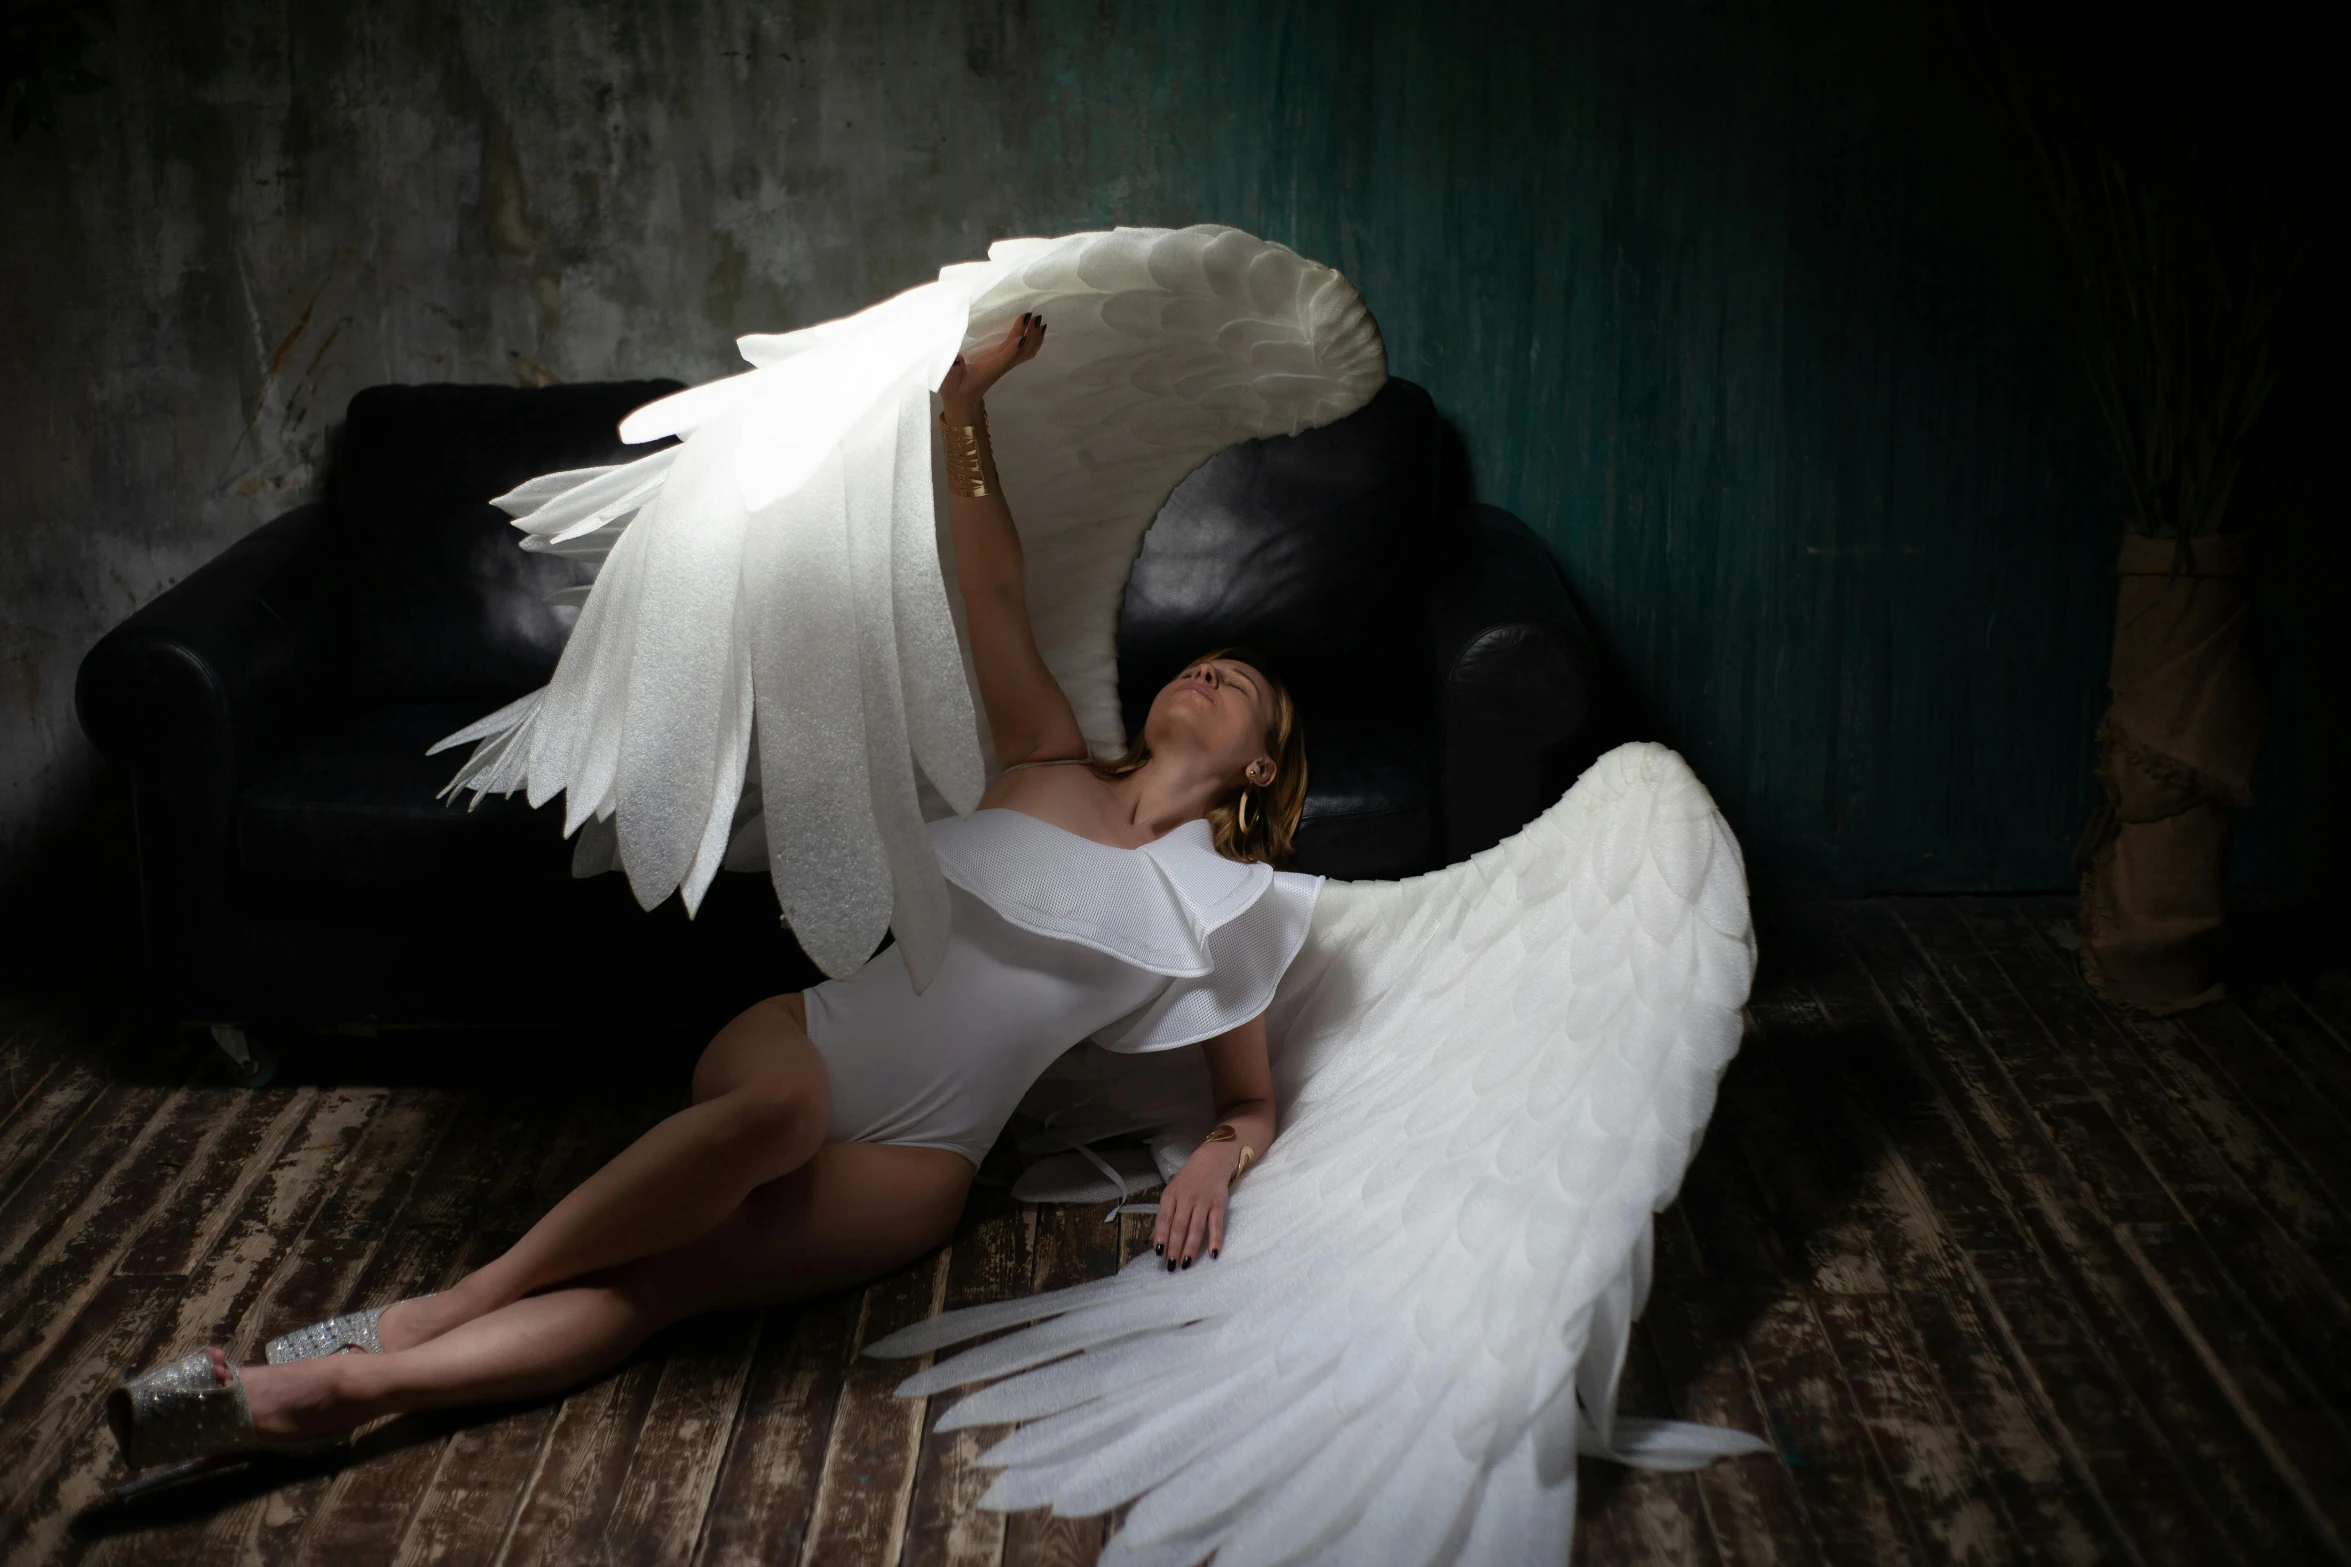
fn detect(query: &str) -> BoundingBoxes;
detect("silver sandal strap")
[114,1351,255,1470]
[264,1304,387,1364]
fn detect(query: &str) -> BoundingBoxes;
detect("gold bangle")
[1202,1123,1256,1185]
[942,406,989,498]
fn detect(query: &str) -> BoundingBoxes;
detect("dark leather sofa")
[77,376,1601,1078]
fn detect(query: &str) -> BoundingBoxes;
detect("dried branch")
[1990,2,2346,540]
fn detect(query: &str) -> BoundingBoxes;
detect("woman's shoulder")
[975,759,1121,837]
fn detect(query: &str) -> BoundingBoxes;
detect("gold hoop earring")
[1235,789,1254,835]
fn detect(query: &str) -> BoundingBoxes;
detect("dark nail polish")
[1211,1249,1219,1259]
[1182,1257,1193,1269]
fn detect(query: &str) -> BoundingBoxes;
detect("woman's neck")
[1113,754,1227,840]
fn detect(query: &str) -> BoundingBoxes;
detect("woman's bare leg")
[239,1142,974,1441]
[379,996,828,1351]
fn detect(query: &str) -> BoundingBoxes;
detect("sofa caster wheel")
[207,1024,279,1088]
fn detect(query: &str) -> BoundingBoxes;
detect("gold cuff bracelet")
[1203,1123,1255,1185]
[942,408,989,498]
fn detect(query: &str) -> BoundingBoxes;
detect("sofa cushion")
[1288,699,1435,881]
[1117,378,1446,882]
[1115,377,1446,734]
[239,702,582,890]
[329,381,683,705]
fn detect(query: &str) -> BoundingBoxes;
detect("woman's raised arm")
[937,315,1087,770]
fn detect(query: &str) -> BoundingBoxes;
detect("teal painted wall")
[1005,0,2339,901]
[3,0,2337,908]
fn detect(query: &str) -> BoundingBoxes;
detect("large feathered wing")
[430,225,1385,987]
[868,742,1769,1567]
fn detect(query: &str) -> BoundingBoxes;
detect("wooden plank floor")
[3,897,2349,1565]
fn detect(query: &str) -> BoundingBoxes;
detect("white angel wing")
[431,225,1386,986]
[959,226,1383,750]
[868,742,1767,1567]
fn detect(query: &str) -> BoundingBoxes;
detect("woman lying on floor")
[108,315,1322,1478]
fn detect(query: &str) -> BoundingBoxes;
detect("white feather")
[427,228,1764,1560]
[434,225,1386,982]
[875,744,1768,1564]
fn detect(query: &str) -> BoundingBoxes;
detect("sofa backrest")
[1115,377,1447,739]
[324,375,1452,876]
[329,380,683,704]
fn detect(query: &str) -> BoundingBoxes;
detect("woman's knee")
[582,1267,696,1335]
[710,1072,828,1157]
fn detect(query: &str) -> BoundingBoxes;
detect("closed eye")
[1176,662,1259,708]
[1215,663,1259,701]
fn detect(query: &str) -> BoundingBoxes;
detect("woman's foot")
[266,1289,473,1365]
[107,1347,364,1473]
[234,1352,372,1444]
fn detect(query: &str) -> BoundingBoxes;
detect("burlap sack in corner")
[2079,531,2263,1015]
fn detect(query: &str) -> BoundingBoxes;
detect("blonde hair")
[1091,647,1309,867]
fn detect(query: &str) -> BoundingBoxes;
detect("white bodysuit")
[803,807,1323,1167]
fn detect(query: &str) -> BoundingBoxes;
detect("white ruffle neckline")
[929,811,1269,977]
[926,809,1323,1054]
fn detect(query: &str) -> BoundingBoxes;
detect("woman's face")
[1141,657,1275,783]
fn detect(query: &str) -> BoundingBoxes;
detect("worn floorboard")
[4,898,2349,1565]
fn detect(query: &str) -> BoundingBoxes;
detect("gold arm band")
[1201,1123,1237,1144]
[942,405,990,498]
[1232,1145,1256,1186]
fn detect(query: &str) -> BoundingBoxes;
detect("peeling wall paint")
[0,0,2339,912]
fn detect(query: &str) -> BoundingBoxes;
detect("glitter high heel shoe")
[106,1350,337,1497]
[263,1294,434,1363]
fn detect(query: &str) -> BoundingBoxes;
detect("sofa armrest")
[1423,505,1594,861]
[79,502,344,768]
[76,504,345,964]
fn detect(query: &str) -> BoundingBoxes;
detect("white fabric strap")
[1070,1139,1160,1223]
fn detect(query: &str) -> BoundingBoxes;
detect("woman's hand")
[1153,1137,1242,1270]
[938,312,1045,421]
[1152,1023,1277,1272]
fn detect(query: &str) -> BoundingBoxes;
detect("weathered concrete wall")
[1,0,2338,912]
[3,0,1096,906]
